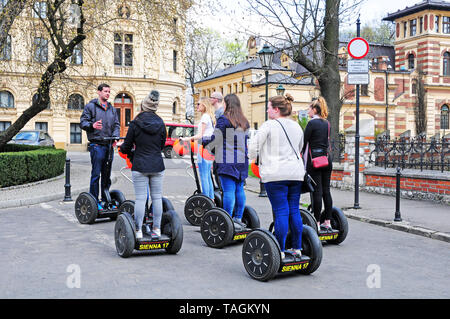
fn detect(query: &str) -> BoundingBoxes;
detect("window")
[410,19,417,36]
[173,18,178,34]
[443,17,450,34]
[33,37,48,62]
[435,16,440,33]
[172,101,177,114]
[0,121,11,132]
[408,54,415,70]
[0,91,14,108]
[117,4,130,19]
[114,33,133,67]
[32,93,50,109]
[70,43,83,65]
[441,105,449,130]
[411,80,417,95]
[403,21,407,37]
[360,84,369,96]
[35,122,48,132]
[70,123,82,144]
[173,50,177,72]
[68,94,84,110]
[444,52,450,76]
[420,17,423,33]
[0,34,11,61]
[32,1,47,19]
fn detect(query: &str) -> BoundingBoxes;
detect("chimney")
[377,56,389,71]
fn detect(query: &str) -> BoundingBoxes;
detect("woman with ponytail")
[301,96,334,232]
[249,93,305,260]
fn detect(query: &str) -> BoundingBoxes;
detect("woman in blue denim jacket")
[202,94,249,225]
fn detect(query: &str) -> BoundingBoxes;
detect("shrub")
[0,144,66,188]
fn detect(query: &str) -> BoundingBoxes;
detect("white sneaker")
[136,230,143,239]
[153,228,161,237]
[281,252,285,260]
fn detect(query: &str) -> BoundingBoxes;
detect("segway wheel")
[150,197,175,214]
[74,192,98,224]
[242,230,281,282]
[300,208,318,233]
[161,210,183,254]
[184,194,215,226]
[109,190,126,221]
[322,206,348,245]
[119,200,135,218]
[241,205,260,229]
[114,214,135,258]
[213,191,222,208]
[297,225,322,275]
[200,208,233,248]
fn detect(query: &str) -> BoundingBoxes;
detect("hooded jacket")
[119,111,167,173]
[79,98,120,143]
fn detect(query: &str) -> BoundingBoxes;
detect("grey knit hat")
[141,90,160,112]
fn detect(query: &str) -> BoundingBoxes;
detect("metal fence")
[370,134,450,172]
[330,133,346,164]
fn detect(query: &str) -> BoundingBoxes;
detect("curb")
[0,174,118,210]
[245,185,450,244]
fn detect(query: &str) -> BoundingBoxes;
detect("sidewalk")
[244,176,450,243]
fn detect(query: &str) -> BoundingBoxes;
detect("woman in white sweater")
[249,94,305,259]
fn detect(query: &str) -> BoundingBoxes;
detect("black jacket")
[302,118,332,170]
[79,98,120,143]
[120,111,167,173]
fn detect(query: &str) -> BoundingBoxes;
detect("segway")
[114,151,183,258]
[75,137,126,224]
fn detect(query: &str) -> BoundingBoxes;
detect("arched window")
[443,52,450,76]
[441,104,449,130]
[0,90,14,108]
[32,93,50,109]
[172,101,177,114]
[68,93,84,110]
[408,54,415,69]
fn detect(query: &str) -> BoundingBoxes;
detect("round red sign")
[347,37,369,59]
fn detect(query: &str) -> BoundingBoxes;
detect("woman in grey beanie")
[119,90,167,239]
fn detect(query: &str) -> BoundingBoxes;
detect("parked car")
[8,130,55,147]
[163,123,197,158]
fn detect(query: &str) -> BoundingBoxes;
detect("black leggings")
[308,164,333,222]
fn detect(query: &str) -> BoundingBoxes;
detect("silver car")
[8,130,55,147]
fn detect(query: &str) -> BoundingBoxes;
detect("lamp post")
[257,43,274,197]
[276,84,285,96]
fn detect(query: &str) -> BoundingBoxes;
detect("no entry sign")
[347,37,369,59]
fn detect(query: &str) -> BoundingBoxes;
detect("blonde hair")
[269,93,294,116]
[310,96,328,119]
[198,97,216,125]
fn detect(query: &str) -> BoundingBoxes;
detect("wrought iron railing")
[370,134,450,172]
[330,133,346,164]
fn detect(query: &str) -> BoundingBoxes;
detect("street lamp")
[257,43,274,197]
[276,84,285,96]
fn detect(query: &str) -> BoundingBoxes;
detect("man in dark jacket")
[80,83,120,210]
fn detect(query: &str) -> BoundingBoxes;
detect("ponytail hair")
[269,93,294,116]
[310,96,328,119]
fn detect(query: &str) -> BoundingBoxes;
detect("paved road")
[0,155,449,299]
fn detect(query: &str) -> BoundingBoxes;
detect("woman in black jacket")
[119,90,167,239]
[301,97,334,232]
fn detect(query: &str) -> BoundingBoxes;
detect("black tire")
[109,190,126,221]
[163,146,173,159]
[214,191,222,208]
[114,213,135,258]
[200,208,234,248]
[297,225,322,275]
[149,197,175,215]
[300,208,318,233]
[184,194,215,226]
[242,229,281,281]
[241,205,260,229]
[321,206,348,245]
[74,192,98,224]
[161,210,183,254]
[119,200,135,219]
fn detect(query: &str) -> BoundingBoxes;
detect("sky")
[196,0,424,40]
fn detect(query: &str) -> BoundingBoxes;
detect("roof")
[194,58,287,84]
[383,0,450,22]
[252,73,315,86]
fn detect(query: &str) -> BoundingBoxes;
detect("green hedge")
[0,144,66,188]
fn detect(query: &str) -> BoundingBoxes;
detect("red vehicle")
[163,123,197,158]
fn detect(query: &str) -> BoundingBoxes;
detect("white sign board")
[347,73,370,85]
[348,59,369,73]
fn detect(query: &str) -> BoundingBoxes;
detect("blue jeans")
[197,152,214,200]
[89,144,113,203]
[264,180,303,251]
[219,175,246,220]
